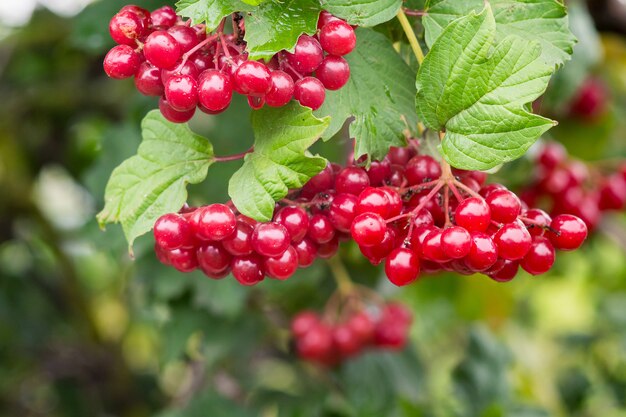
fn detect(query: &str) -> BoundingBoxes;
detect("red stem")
[213,147,253,162]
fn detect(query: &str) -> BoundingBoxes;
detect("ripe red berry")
[493,221,532,260]
[143,31,182,70]
[168,248,199,272]
[307,214,336,244]
[264,246,298,280]
[161,61,199,84]
[109,11,145,46]
[197,242,232,276]
[296,323,334,364]
[291,311,319,338]
[329,193,358,233]
[316,56,350,90]
[151,6,177,28]
[164,74,198,111]
[385,248,420,286]
[548,214,588,251]
[523,208,552,237]
[294,238,318,267]
[189,204,237,241]
[265,70,295,107]
[135,62,164,96]
[319,20,356,56]
[351,213,387,247]
[405,155,442,185]
[317,236,339,259]
[421,228,450,263]
[294,77,326,110]
[464,231,498,271]
[167,25,199,54]
[441,226,472,259]
[333,325,361,357]
[335,167,370,196]
[286,35,324,74]
[251,222,291,257]
[360,228,395,265]
[221,220,254,256]
[103,45,140,79]
[231,254,265,286]
[486,189,522,224]
[520,236,555,275]
[198,69,233,112]
[346,312,374,345]
[234,61,272,96]
[356,187,391,218]
[153,213,195,251]
[158,96,195,123]
[317,11,341,31]
[274,206,309,242]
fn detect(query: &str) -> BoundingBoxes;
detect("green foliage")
[229,103,329,221]
[97,111,215,249]
[416,6,555,170]
[175,0,253,29]
[244,0,321,61]
[320,0,402,27]
[316,28,417,164]
[422,0,576,68]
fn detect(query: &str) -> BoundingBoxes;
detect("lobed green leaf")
[175,0,253,29]
[229,103,330,222]
[423,0,576,68]
[320,0,402,27]
[97,111,214,249]
[416,5,555,170]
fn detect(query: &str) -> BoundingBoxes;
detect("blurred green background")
[1,1,626,416]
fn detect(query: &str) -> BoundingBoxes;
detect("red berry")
[294,238,318,267]
[346,312,374,345]
[360,228,395,265]
[158,96,195,123]
[317,11,341,31]
[488,260,519,282]
[291,311,319,338]
[144,31,181,70]
[493,221,532,260]
[198,69,233,112]
[356,187,391,218]
[319,20,356,56]
[164,74,198,111]
[405,155,442,185]
[316,56,350,90]
[274,206,309,242]
[523,208,551,237]
[167,25,199,54]
[307,214,336,244]
[221,220,254,256]
[168,248,199,272]
[335,167,370,195]
[135,62,164,96]
[599,174,626,210]
[151,6,177,27]
[366,160,391,186]
[294,77,325,110]
[464,231,498,271]
[251,222,291,257]
[161,61,199,84]
[296,323,334,365]
[538,141,567,171]
[421,228,450,263]
[333,325,361,357]
[329,193,358,233]
[231,254,265,286]
[385,248,420,286]
[264,246,298,280]
[234,61,272,96]
[548,214,588,251]
[265,70,295,107]
[317,236,339,259]
[441,226,472,259]
[109,11,145,46]
[189,204,237,241]
[486,189,522,223]
[286,35,324,74]
[351,213,387,247]
[520,236,555,275]
[153,213,195,250]
[103,45,140,79]
[197,242,232,276]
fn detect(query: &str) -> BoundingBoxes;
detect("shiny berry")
[251,222,291,257]
[385,248,420,286]
[319,20,356,56]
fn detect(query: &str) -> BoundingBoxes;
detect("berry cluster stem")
[396,9,425,65]
[327,256,354,296]
[213,147,253,163]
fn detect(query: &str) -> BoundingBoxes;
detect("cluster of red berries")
[153,142,589,287]
[521,141,626,232]
[292,302,412,366]
[103,5,355,122]
[567,78,608,120]
[313,146,587,285]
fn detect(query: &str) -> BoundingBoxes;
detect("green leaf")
[175,0,252,29]
[423,0,576,68]
[316,28,417,165]
[229,103,329,221]
[97,111,214,248]
[321,0,402,27]
[244,0,322,61]
[241,0,266,5]
[415,5,555,170]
